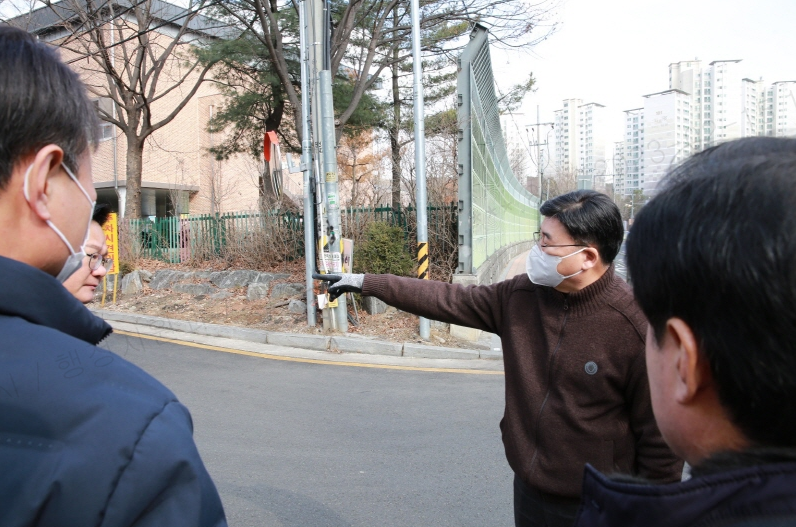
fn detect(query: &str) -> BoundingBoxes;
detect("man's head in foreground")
[627,136,796,465]
[532,190,624,292]
[0,25,98,280]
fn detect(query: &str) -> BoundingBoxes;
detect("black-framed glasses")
[87,253,113,271]
[532,231,587,248]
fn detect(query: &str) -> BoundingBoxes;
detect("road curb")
[91,309,502,361]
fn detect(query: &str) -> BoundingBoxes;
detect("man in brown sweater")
[316,190,683,527]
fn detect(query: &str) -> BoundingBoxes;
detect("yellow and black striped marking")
[417,242,428,280]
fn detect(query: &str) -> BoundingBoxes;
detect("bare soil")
[98,259,486,350]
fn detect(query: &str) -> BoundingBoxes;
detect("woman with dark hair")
[63,203,113,303]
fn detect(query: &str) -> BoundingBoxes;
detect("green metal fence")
[122,204,456,265]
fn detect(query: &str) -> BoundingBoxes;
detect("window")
[92,99,115,142]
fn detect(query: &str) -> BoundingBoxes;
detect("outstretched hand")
[313,273,364,301]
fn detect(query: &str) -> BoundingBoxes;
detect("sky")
[491,0,796,140]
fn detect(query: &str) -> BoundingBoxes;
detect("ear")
[666,317,707,404]
[23,145,64,222]
[581,247,600,270]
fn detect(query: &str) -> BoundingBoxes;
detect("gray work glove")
[313,273,364,301]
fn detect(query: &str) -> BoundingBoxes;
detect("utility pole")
[298,0,315,326]
[526,106,554,200]
[410,0,429,339]
[306,0,346,331]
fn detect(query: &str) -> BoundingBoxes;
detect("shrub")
[353,222,414,276]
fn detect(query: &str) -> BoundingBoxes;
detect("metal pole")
[410,0,429,339]
[320,70,347,331]
[537,105,542,198]
[299,0,315,326]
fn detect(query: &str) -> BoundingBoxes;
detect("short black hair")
[92,203,111,227]
[0,25,98,189]
[626,137,796,447]
[539,189,624,264]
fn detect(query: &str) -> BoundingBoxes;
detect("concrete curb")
[91,309,502,361]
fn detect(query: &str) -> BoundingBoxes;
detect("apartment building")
[553,98,581,176]
[641,89,692,194]
[612,141,625,197]
[621,108,644,196]
[616,59,796,196]
[552,99,608,189]
[766,81,796,137]
[577,103,608,189]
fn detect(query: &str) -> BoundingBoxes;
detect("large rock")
[254,272,291,284]
[246,283,270,301]
[270,282,306,299]
[149,270,189,290]
[288,299,306,314]
[138,269,153,282]
[121,271,144,295]
[173,283,217,296]
[362,296,388,315]
[212,270,261,289]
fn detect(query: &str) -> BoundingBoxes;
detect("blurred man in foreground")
[574,137,796,526]
[0,25,225,526]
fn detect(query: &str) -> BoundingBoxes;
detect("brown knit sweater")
[362,267,683,498]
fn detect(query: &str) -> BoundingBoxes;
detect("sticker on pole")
[325,172,337,182]
[321,251,342,273]
[327,192,337,206]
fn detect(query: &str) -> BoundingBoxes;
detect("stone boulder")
[254,272,291,284]
[362,296,388,315]
[173,283,217,296]
[246,283,270,301]
[121,271,144,295]
[288,299,307,314]
[212,270,262,289]
[149,270,189,290]
[271,282,306,299]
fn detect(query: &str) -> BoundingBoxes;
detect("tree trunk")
[125,134,145,218]
[389,26,401,209]
[259,159,277,211]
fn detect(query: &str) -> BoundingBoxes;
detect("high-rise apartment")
[617,59,796,196]
[621,108,644,195]
[553,98,582,176]
[552,99,608,189]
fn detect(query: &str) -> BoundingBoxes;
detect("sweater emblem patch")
[584,361,598,375]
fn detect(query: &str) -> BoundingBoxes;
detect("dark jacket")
[574,450,796,527]
[363,268,683,498]
[0,256,226,527]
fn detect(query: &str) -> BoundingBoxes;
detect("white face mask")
[24,162,95,282]
[526,243,586,288]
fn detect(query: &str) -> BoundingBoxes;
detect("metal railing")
[457,25,539,274]
[120,204,457,269]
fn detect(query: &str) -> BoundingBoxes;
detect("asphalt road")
[104,332,513,527]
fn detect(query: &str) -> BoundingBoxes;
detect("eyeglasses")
[533,231,587,248]
[87,253,113,271]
